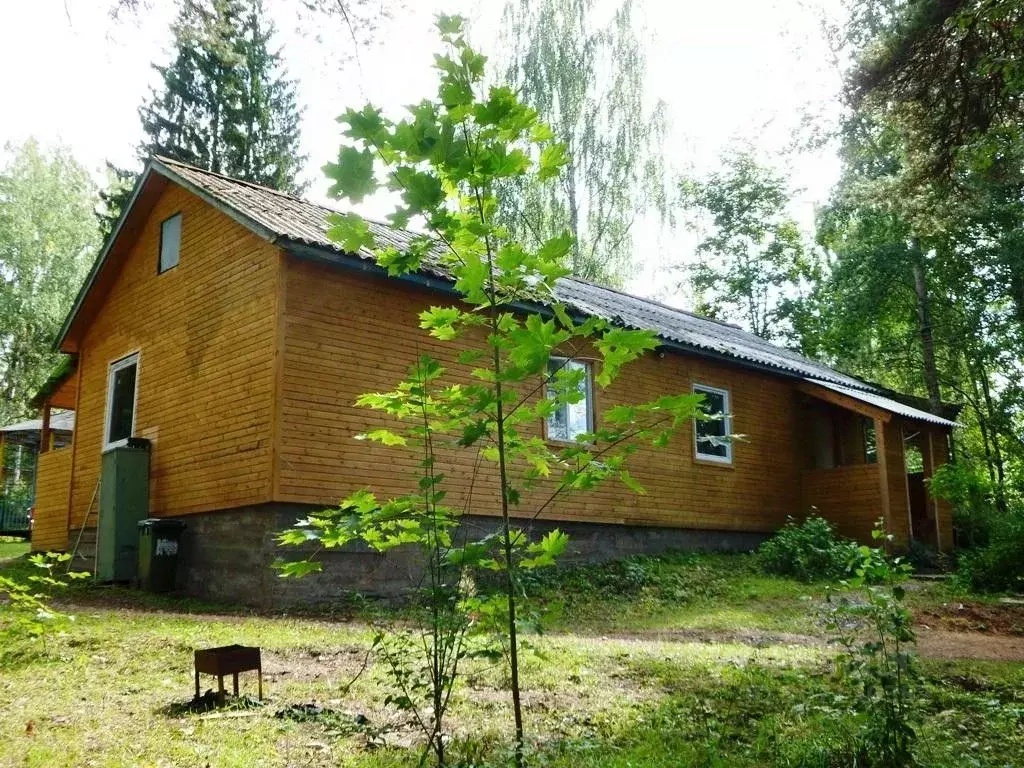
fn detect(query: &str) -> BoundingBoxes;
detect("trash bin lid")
[137,518,187,530]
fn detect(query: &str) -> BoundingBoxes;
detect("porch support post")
[875,417,891,544]
[926,429,953,552]
[40,403,52,454]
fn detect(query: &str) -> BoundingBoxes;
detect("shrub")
[827,523,918,767]
[956,509,1024,593]
[759,515,854,582]
[927,462,995,548]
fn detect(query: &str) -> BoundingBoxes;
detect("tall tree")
[678,150,816,342]
[498,0,668,286]
[0,140,98,423]
[100,0,305,235]
[805,0,1024,501]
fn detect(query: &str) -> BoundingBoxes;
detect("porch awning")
[801,379,958,429]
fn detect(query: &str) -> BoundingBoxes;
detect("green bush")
[927,462,995,548]
[759,515,855,582]
[956,510,1024,592]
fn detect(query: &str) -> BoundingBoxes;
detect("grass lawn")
[0,536,30,562]
[1,552,1022,767]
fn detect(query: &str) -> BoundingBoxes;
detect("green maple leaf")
[538,142,570,181]
[324,146,377,202]
[326,212,376,254]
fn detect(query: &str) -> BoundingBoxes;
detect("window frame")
[103,352,140,452]
[158,212,182,274]
[543,356,595,445]
[692,382,733,465]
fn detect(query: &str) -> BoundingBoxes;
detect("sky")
[0,0,847,304]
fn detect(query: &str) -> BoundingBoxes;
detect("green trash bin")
[138,518,186,592]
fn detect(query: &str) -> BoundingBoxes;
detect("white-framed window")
[159,213,182,273]
[693,383,732,463]
[545,357,594,443]
[104,353,139,451]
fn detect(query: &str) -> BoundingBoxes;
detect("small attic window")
[159,213,182,273]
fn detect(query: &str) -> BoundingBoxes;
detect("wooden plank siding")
[65,183,280,529]
[51,178,955,551]
[49,371,78,411]
[882,418,912,548]
[926,426,955,549]
[31,448,73,551]
[800,464,883,542]
[274,255,804,532]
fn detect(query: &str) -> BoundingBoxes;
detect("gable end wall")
[68,183,280,528]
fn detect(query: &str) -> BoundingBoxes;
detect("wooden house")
[29,157,958,604]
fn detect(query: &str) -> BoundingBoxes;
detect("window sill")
[692,455,735,469]
[545,438,593,450]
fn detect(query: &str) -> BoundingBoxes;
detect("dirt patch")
[262,647,370,684]
[915,601,1024,635]
[567,628,822,649]
[917,629,1024,661]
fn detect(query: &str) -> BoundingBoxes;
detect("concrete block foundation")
[173,504,769,609]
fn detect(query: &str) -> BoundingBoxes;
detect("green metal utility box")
[138,518,185,592]
[96,444,150,582]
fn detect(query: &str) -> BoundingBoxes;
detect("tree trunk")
[977,362,1008,511]
[911,247,942,414]
[566,164,582,278]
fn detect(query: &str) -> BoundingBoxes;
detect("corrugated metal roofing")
[804,379,958,428]
[0,411,76,434]
[551,279,870,389]
[149,156,956,425]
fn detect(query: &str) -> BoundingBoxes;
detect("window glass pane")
[108,361,137,444]
[160,214,181,272]
[546,358,591,442]
[695,387,729,458]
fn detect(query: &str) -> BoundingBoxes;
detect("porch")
[24,357,79,552]
[796,380,956,551]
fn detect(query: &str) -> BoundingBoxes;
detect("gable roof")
[60,155,957,429]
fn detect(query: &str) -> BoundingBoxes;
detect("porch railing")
[0,493,32,537]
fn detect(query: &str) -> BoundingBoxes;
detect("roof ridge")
[153,154,434,243]
[153,155,310,204]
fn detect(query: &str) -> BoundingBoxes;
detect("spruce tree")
[100,0,305,236]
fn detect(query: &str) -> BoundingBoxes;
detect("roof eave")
[55,156,284,353]
[54,159,162,351]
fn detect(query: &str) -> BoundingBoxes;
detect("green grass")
[0,537,30,562]
[1,551,1022,767]
[523,552,838,635]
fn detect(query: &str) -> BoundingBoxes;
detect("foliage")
[277,15,703,765]
[678,150,817,342]
[0,139,98,423]
[497,0,669,286]
[808,1,1024,512]
[759,515,855,582]
[928,462,995,548]
[0,552,88,664]
[109,0,397,58]
[827,523,918,767]
[956,506,1024,593]
[100,0,306,234]
[849,0,1024,180]
[521,551,728,604]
